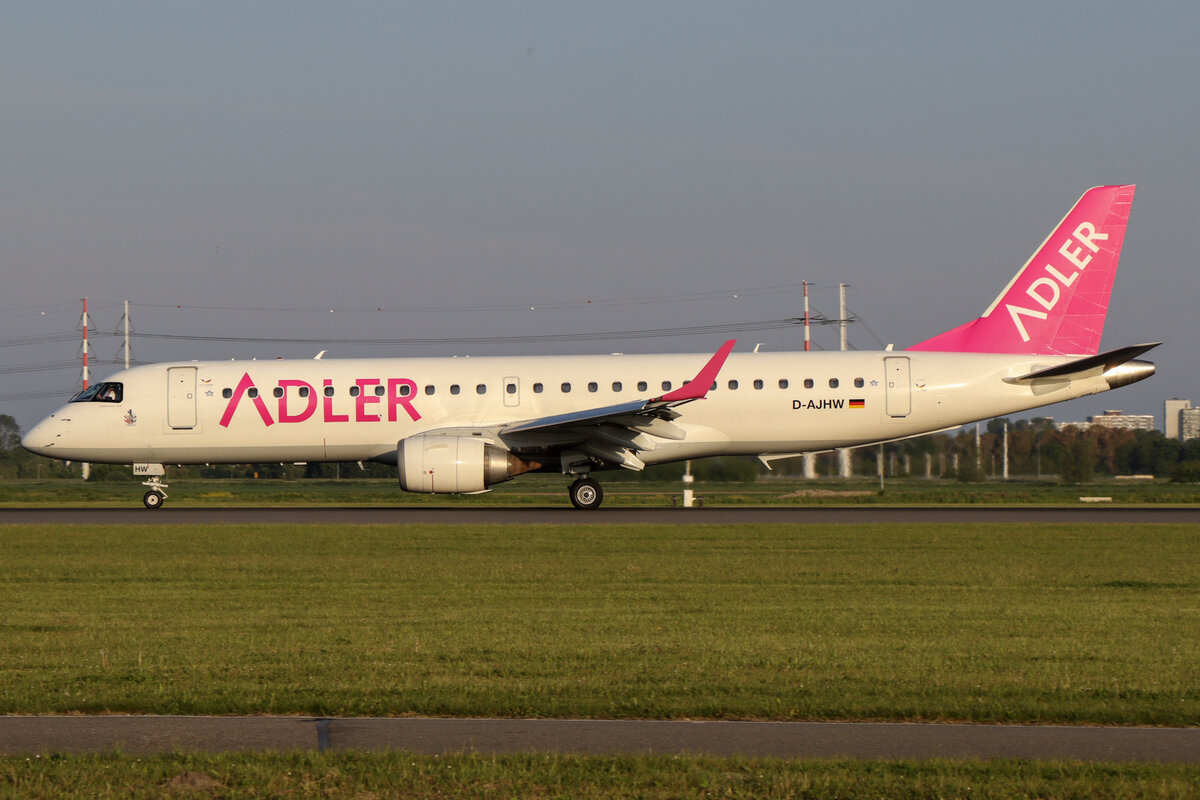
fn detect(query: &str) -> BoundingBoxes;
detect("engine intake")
[397,434,538,494]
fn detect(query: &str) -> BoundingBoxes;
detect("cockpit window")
[71,382,122,403]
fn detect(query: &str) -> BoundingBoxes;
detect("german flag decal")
[849,398,866,409]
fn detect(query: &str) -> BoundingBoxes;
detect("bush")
[1060,437,1096,484]
[1170,461,1200,483]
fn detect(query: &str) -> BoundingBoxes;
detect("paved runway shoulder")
[1,716,1197,762]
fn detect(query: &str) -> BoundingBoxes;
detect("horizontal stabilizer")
[1010,342,1160,382]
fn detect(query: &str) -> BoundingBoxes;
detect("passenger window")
[637,381,648,392]
[561,382,572,393]
[753,379,763,390]
[533,383,544,393]
[778,379,789,390]
[588,382,598,393]
[854,377,864,388]
[273,387,284,398]
[728,380,738,390]
[223,388,233,399]
[324,386,335,397]
[612,381,622,392]
[804,378,814,389]
[450,385,460,395]
[399,384,412,397]
[829,378,839,389]
[424,385,435,396]
[248,388,259,399]
[506,383,517,395]
[476,384,486,395]
[661,381,672,391]
[375,385,386,396]
[299,386,310,398]
[349,386,360,397]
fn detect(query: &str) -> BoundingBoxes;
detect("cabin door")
[884,357,911,418]
[167,367,198,429]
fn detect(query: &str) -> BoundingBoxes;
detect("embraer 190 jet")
[23,185,1157,509]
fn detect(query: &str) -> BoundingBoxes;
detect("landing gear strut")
[141,476,168,509]
[568,477,604,510]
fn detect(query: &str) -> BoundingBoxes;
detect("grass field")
[1,522,1197,724]
[3,752,1198,799]
[3,475,1200,507]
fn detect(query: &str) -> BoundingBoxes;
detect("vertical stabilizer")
[909,185,1135,355]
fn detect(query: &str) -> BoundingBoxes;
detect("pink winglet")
[909,185,1135,356]
[655,339,737,403]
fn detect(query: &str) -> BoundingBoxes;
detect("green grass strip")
[3,475,1200,506]
[3,753,1199,799]
[1,523,1198,723]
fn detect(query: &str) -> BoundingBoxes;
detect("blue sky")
[3,3,1198,429]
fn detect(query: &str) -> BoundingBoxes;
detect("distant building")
[1057,409,1155,432]
[1089,410,1156,431]
[1182,408,1200,442]
[1166,398,1193,441]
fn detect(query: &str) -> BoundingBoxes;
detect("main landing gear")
[568,477,604,510]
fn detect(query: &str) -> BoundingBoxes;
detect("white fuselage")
[23,349,1126,467]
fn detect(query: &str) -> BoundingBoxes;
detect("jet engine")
[397,434,539,494]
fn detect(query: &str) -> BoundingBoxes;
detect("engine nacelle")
[397,434,536,494]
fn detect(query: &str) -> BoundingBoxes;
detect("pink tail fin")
[909,185,1135,355]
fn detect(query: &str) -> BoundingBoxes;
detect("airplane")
[22,185,1158,509]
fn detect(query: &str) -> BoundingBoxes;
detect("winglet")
[654,340,737,403]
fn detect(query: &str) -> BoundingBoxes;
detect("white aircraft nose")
[21,416,61,456]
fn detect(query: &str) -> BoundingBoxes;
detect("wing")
[499,339,736,472]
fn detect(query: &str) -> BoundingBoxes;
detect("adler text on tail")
[909,184,1135,356]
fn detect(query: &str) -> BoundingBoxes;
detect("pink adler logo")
[124,409,137,426]
[218,373,422,428]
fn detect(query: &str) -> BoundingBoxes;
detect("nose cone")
[21,416,60,456]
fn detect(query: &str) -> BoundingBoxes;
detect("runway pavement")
[1,716,1198,762]
[4,505,1200,525]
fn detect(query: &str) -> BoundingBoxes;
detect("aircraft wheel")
[569,478,603,510]
[143,490,166,509]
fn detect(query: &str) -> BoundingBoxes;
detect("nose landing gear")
[133,464,169,509]
[141,475,169,509]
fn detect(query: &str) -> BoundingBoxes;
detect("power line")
[845,304,887,350]
[0,387,79,402]
[132,283,827,315]
[128,317,840,346]
[0,359,85,375]
[0,332,82,347]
